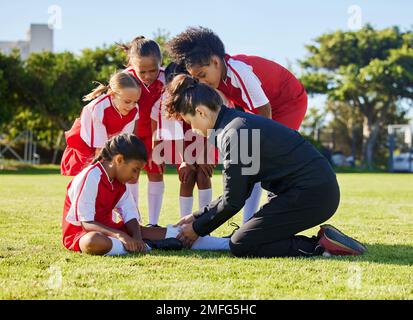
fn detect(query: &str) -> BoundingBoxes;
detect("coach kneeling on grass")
[165,74,366,258]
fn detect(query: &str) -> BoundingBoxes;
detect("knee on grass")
[229,240,254,257]
[79,232,112,255]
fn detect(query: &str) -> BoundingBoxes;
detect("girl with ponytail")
[61,71,141,176]
[62,133,230,256]
[118,36,167,227]
[166,75,365,258]
[160,63,219,221]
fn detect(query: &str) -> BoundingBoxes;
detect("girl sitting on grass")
[62,133,229,256]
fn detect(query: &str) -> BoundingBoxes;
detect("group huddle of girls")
[61,27,366,258]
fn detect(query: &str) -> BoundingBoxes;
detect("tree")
[80,44,126,83]
[300,25,413,169]
[0,28,176,164]
[153,28,172,66]
[0,51,25,130]
[301,106,326,141]
[14,51,96,162]
[22,51,95,130]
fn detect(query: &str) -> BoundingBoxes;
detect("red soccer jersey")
[68,94,139,149]
[62,161,139,231]
[125,67,165,137]
[217,54,307,121]
[150,92,184,141]
[61,94,139,176]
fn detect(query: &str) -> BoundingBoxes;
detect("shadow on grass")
[0,167,62,175]
[113,249,232,260]
[322,243,413,266]
[109,243,413,266]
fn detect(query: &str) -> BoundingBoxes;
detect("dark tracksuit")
[192,106,340,257]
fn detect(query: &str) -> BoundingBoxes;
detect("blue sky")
[0,0,412,116]
[1,0,411,65]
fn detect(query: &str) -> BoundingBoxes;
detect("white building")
[0,24,53,60]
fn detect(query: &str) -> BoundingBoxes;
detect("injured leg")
[165,225,230,251]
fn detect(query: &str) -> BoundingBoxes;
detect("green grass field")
[0,166,412,300]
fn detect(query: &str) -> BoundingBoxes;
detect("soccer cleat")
[146,223,162,228]
[144,238,183,250]
[223,222,240,239]
[318,224,367,256]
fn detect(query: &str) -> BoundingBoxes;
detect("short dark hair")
[165,62,188,84]
[118,36,162,66]
[164,74,222,119]
[93,133,147,164]
[167,27,225,69]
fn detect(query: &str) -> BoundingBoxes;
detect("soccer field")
[0,167,412,300]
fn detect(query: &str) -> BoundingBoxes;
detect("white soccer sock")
[165,224,180,238]
[126,182,142,222]
[105,237,128,256]
[191,236,230,251]
[179,196,193,218]
[127,182,139,206]
[105,237,151,255]
[242,182,262,224]
[148,181,164,225]
[164,225,230,251]
[198,188,212,210]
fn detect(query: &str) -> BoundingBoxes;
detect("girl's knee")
[79,232,112,255]
[181,170,197,187]
[196,169,211,188]
[148,172,163,182]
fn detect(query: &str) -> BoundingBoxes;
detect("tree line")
[0,26,412,169]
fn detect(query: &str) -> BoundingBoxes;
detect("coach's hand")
[174,214,195,227]
[177,223,199,248]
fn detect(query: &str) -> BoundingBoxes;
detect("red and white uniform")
[218,54,308,130]
[62,162,140,252]
[150,92,184,141]
[61,94,139,176]
[125,67,165,173]
[150,91,221,168]
[149,93,185,167]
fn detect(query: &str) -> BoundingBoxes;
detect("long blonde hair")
[83,71,140,102]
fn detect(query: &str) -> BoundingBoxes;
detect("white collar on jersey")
[222,58,229,86]
[97,162,114,185]
[108,95,124,119]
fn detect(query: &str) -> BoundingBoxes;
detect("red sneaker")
[318,224,367,256]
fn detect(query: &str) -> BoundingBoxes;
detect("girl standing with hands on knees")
[118,37,166,227]
[157,62,216,219]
